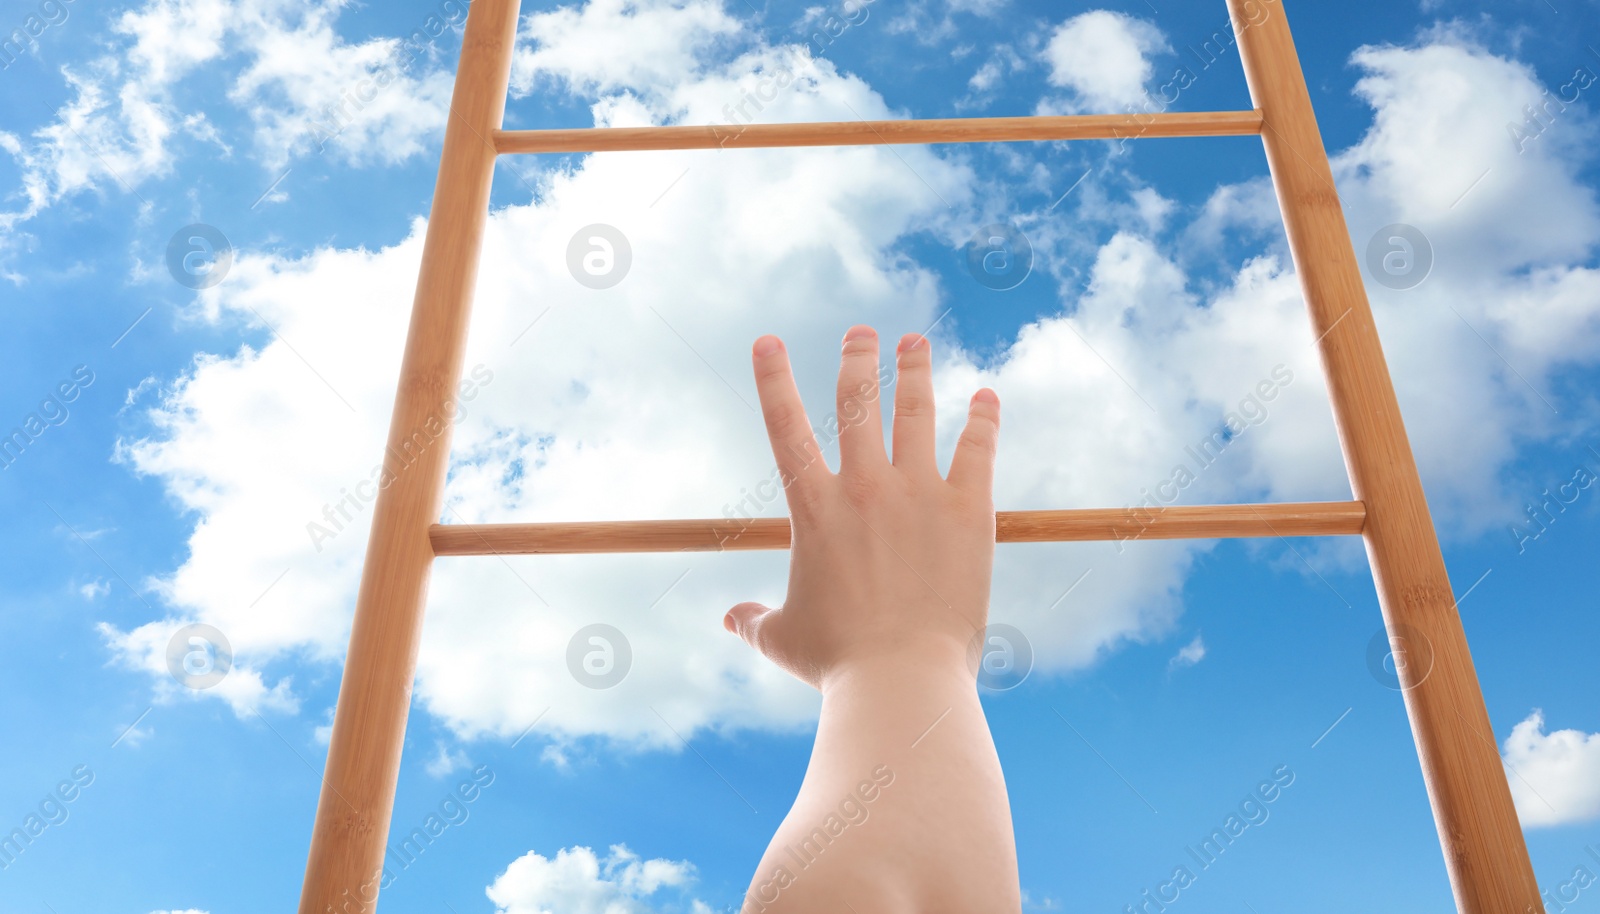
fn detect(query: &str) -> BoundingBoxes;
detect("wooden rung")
[493,110,1263,154]
[430,500,1364,556]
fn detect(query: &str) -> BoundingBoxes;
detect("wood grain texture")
[493,110,1262,153]
[1229,2,1542,912]
[295,1,520,911]
[429,502,1367,555]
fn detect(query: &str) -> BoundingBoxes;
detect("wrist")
[820,633,977,698]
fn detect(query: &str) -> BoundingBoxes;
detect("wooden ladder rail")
[294,0,519,909]
[295,0,1541,911]
[1227,2,1540,911]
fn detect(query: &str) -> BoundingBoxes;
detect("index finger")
[751,335,828,498]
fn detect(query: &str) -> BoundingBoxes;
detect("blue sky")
[2,0,1599,911]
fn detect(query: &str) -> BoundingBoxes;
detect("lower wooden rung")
[491,110,1263,154]
[429,501,1365,556]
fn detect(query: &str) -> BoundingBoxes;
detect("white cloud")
[1168,635,1205,671]
[424,741,472,778]
[312,706,335,745]
[486,844,703,914]
[97,616,299,719]
[882,0,1006,47]
[1174,29,1600,535]
[2,0,464,232]
[510,0,742,98]
[0,0,228,231]
[968,58,1004,93]
[117,0,233,85]
[1503,710,1600,828]
[149,909,210,914]
[1039,10,1169,113]
[105,13,1600,754]
[79,579,111,600]
[1321,35,1600,526]
[960,45,1025,109]
[226,1,459,171]
[107,32,971,744]
[2,68,185,232]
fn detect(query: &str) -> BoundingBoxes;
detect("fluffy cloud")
[226,1,459,171]
[511,0,742,98]
[1502,710,1600,828]
[98,613,299,717]
[1039,10,1169,113]
[1321,35,1600,526]
[107,25,970,744]
[486,845,708,914]
[1168,635,1205,671]
[104,6,1600,757]
[1,0,460,231]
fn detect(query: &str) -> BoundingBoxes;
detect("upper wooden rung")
[493,110,1263,154]
[430,500,1364,556]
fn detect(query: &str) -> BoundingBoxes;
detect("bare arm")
[726,326,1021,914]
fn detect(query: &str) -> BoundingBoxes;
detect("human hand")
[723,325,1002,692]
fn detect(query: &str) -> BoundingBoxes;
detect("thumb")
[723,601,775,652]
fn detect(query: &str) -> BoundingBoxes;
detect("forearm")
[732,330,1017,913]
[741,646,1021,914]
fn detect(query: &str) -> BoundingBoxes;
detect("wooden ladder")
[296,1,1541,911]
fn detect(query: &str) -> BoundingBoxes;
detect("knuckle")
[958,426,997,458]
[785,478,824,519]
[836,376,874,399]
[895,395,933,420]
[754,360,790,386]
[837,388,873,425]
[764,400,802,438]
[839,470,883,507]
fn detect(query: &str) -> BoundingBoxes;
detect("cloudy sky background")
[2,0,1598,910]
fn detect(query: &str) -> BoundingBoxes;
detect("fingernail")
[722,612,736,633]
[753,335,783,357]
[973,388,999,405]
[844,325,876,343]
[898,333,925,353]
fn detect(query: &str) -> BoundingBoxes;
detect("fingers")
[836,325,887,472]
[947,388,1001,495]
[892,333,938,476]
[725,602,811,686]
[724,601,776,654]
[752,335,827,499]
